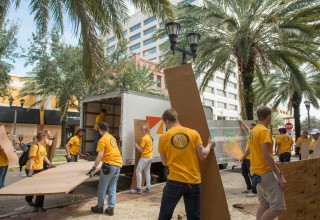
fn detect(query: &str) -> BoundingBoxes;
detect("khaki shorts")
[257,171,286,210]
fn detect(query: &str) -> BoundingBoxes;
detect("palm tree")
[254,65,320,140]
[159,0,320,119]
[2,0,174,85]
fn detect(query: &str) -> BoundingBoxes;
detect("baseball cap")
[76,128,85,133]
[310,129,320,135]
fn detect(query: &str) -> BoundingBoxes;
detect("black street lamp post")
[304,100,311,130]
[165,21,200,64]
[8,97,25,145]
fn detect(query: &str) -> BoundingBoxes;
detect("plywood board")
[164,64,230,220]
[131,120,148,189]
[47,132,58,162]
[300,142,310,160]
[0,125,18,167]
[278,159,320,220]
[0,162,98,196]
[309,138,320,159]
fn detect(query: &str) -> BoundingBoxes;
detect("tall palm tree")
[2,0,174,85]
[254,65,320,140]
[159,0,320,119]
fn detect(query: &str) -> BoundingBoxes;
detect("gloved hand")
[86,167,96,177]
[27,170,34,177]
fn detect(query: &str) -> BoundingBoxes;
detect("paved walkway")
[3,170,257,220]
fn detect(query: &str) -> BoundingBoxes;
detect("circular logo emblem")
[171,133,189,150]
[110,138,117,148]
[283,136,289,142]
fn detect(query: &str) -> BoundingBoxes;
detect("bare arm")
[275,142,280,154]
[134,143,144,153]
[28,157,34,170]
[262,142,286,189]
[240,148,250,162]
[65,143,71,158]
[93,151,104,168]
[196,139,215,160]
[44,156,51,165]
[160,153,167,166]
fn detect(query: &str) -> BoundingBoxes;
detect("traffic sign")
[285,122,293,131]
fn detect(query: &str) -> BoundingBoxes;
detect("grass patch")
[52,155,67,163]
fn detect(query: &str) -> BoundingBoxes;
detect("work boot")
[144,188,151,193]
[91,205,103,213]
[130,188,142,194]
[27,201,34,207]
[105,207,114,216]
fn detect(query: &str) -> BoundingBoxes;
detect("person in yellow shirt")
[0,132,11,189]
[295,131,311,159]
[25,131,54,212]
[240,123,257,197]
[87,122,122,216]
[65,128,85,162]
[131,125,154,194]
[93,109,107,154]
[43,130,54,170]
[309,128,320,154]
[275,128,294,162]
[250,106,286,220]
[157,109,215,220]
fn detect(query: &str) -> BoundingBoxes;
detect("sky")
[5,1,319,122]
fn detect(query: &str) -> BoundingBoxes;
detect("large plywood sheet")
[0,125,18,166]
[131,120,148,189]
[300,142,310,160]
[309,138,320,159]
[279,159,320,220]
[164,64,230,220]
[0,162,97,196]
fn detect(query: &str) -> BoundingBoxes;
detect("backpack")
[18,143,38,172]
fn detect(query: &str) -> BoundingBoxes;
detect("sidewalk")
[3,170,257,220]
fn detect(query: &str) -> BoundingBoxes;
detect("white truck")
[80,90,247,179]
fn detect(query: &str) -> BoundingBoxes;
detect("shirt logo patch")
[110,138,117,148]
[283,136,289,142]
[171,133,189,150]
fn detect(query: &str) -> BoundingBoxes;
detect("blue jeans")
[158,180,200,220]
[97,164,120,208]
[279,152,291,162]
[0,165,8,188]
[241,159,257,194]
[93,130,101,153]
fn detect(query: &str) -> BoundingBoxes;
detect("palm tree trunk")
[292,93,301,141]
[61,118,67,148]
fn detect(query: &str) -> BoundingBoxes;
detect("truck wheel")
[219,163,228,170]
[158,166,169,182]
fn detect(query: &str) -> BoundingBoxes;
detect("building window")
[130,23,141,32]
[229,93,237,100]
[229,117,238,120]
[144,16,156,25]
[217,89,226,97]
[143,37,156,46]
[228,82,237,89]
[203,99,214,107]
[216,77,224,84]
[129,43,140,52]
[217,116,226,120]
[106,45,115,53]
[130,33,141,42]
[181,0,196,5]
[156,75,162,88]
[217,101,226,109]
[204,86,214,94]
[144,26,156,35]
[143,47,156,56]
[229,104,238,111]
[107,36,115,44]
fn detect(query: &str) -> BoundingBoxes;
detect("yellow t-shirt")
[97,133,122,168]
[26,144,47,170]
[295,137,311,147]
[244,139,251,159]
[141,134,153,158]
[310,140,317,149]
[250,124,273,175]
[0,148,8,166]
[158,126,202,184]
[276,134,294,154]
[68,136,82,155]
[94,114,106,130]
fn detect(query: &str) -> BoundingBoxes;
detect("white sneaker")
[246,192,258,197]
[241,189,251,193]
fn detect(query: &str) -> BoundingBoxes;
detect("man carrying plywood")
[157,109,215,220]
[250,106,287,220]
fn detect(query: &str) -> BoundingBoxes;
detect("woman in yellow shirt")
[0,132,10,189]
[131,125,154,194]
[25,131,53,212]
[275,128,294,162]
